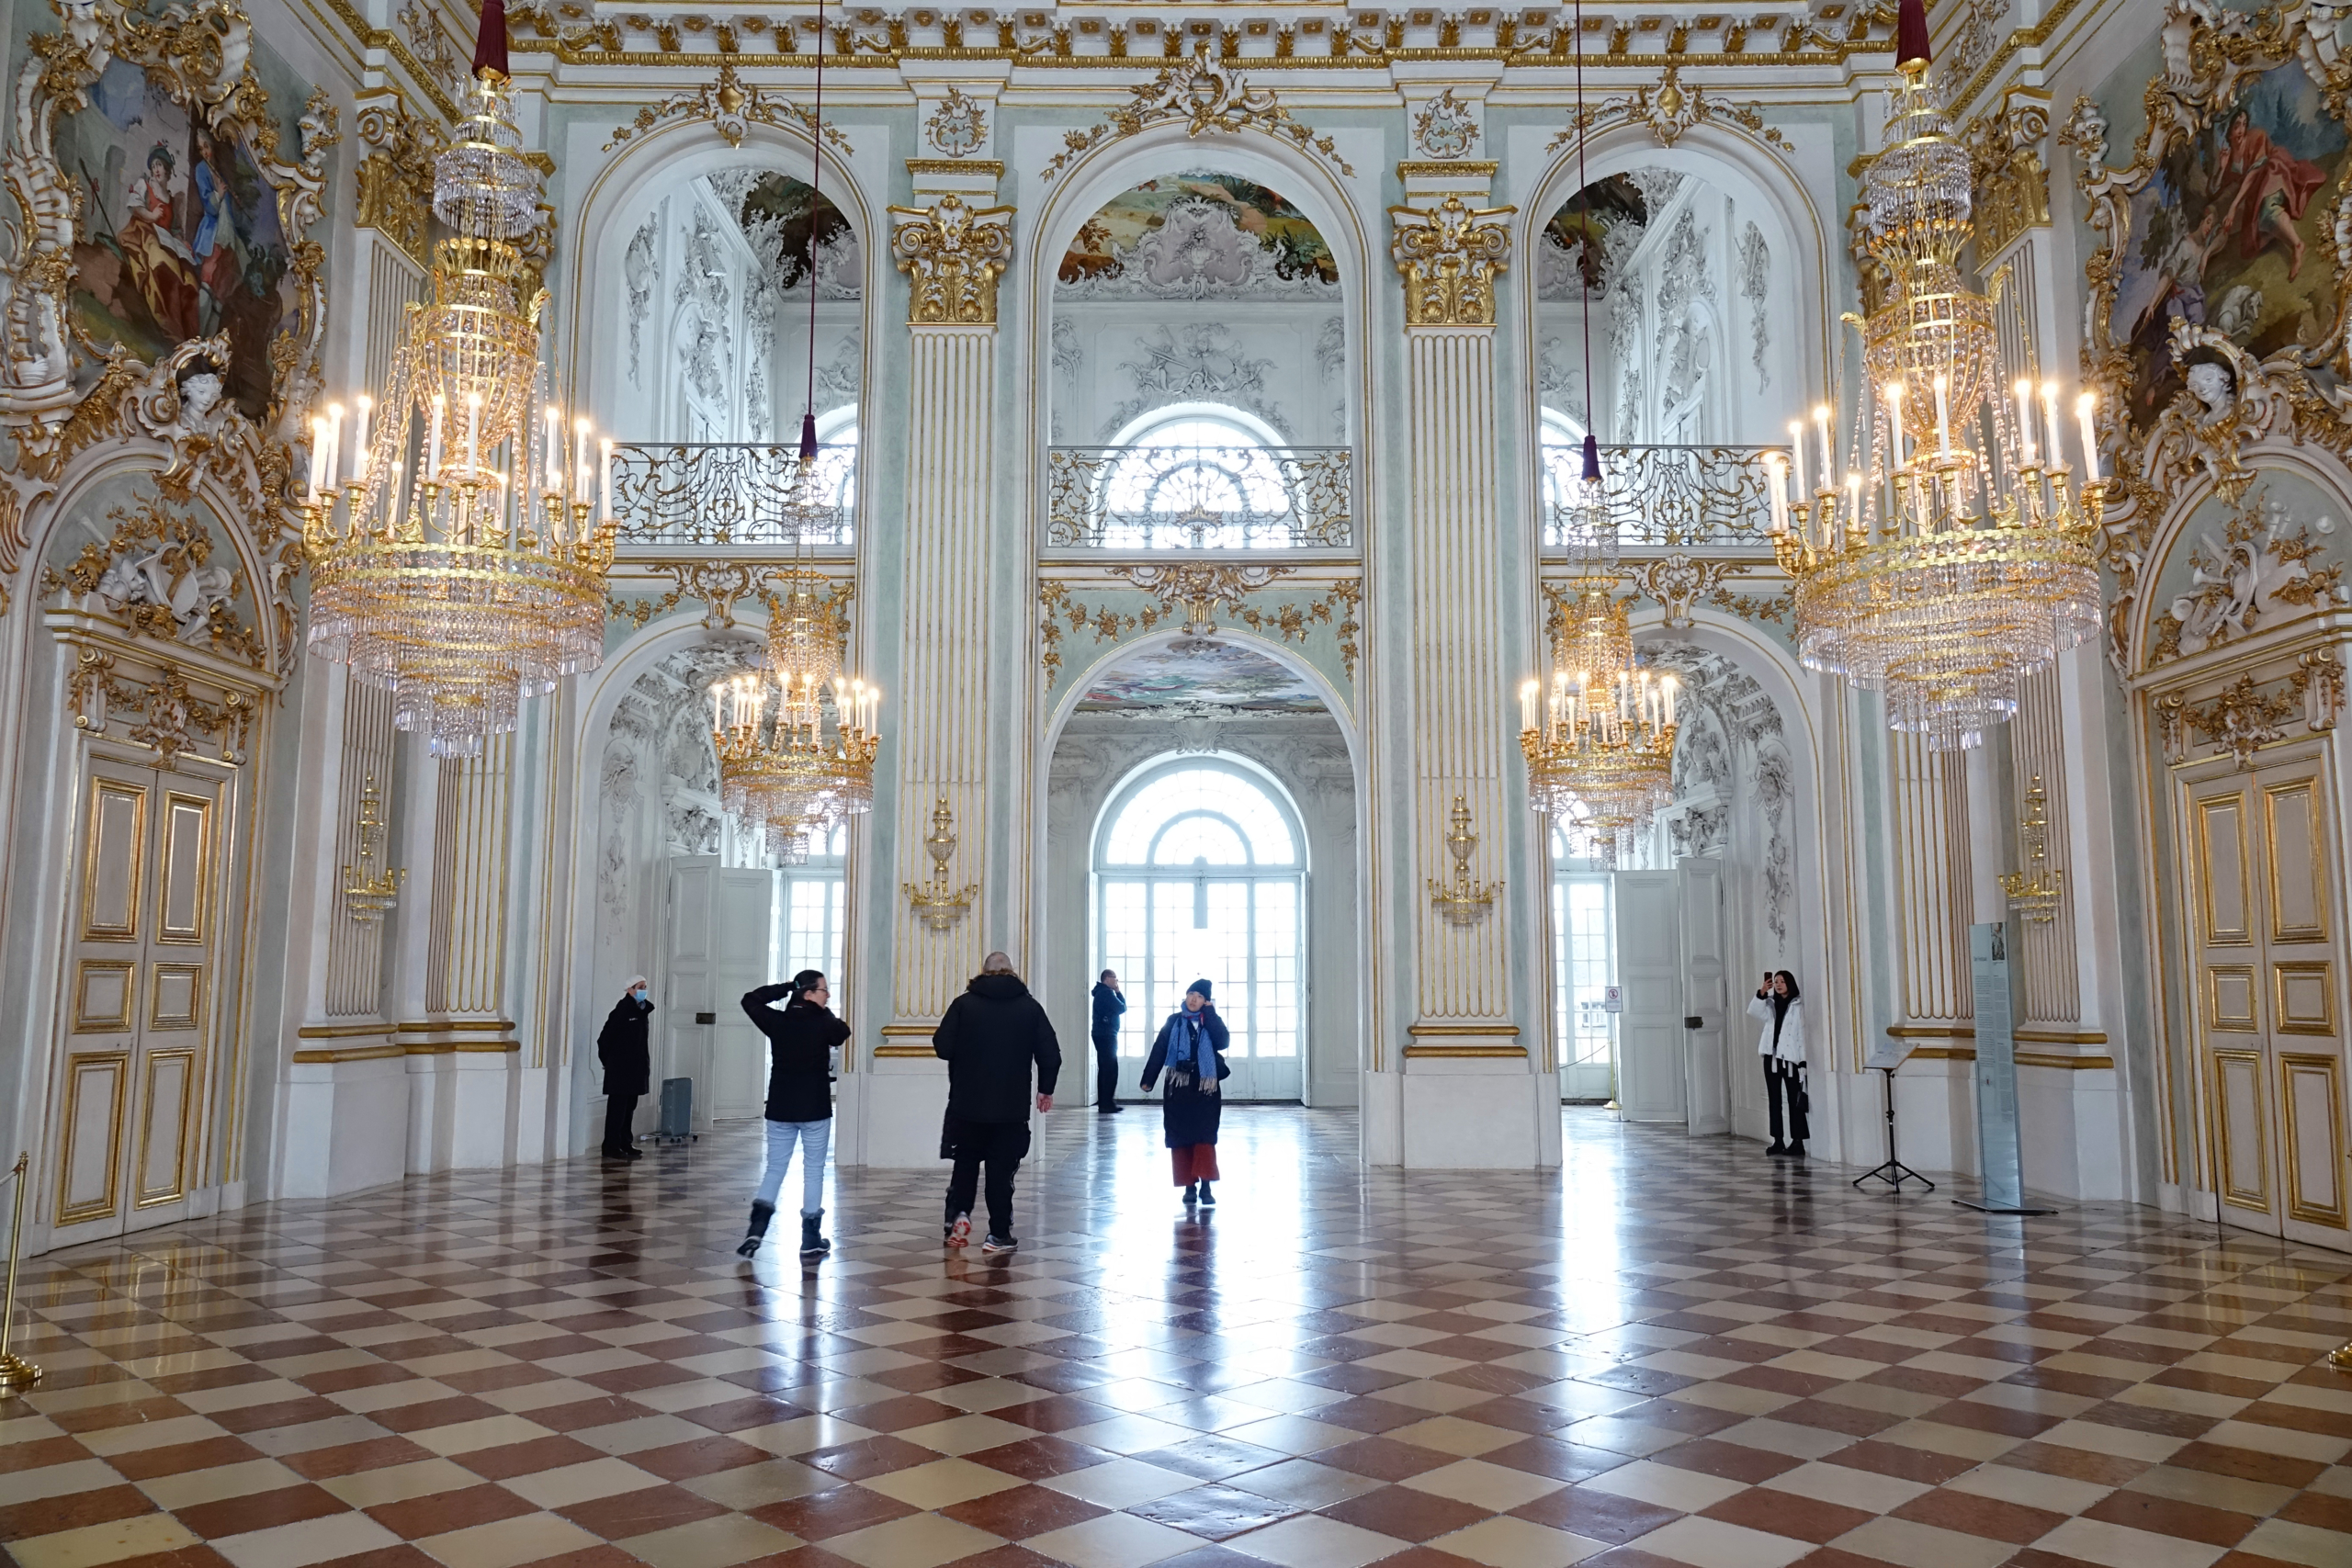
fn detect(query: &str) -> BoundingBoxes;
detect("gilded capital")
[888,194,1016,326]
[1389,194,1515,328]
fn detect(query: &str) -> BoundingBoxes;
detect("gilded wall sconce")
[1428,795,1502,926]
[1998,774,2064,924]
[341,774,405,924]
[905,796,978,931]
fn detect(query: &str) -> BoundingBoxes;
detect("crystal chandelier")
[1772,0,2104,751]
[303,15,613,758]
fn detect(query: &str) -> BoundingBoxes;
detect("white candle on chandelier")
[2013,378,2038,466]
[352,395,372,484]
[573,419,591,505]
[1815,405,1834,493]
[465,393,481,477]
[1787,421,1806,497]
[711,687,722,734]
[2076,392,2100,483]
[428,396,446,480]
[1884,383,1905,468]
[323,403,343,497]
[1932,374,1951,457]
[1767,454,1789,534]
[543,407,562,494]
[1663,676,1678,728]
[308,415,327,505]
[1521,679,1539,734]
[1846,471,1863,537]
[2040,381,2066,470]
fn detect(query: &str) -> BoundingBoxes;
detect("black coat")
[1090,982,1126,1040]
[1141,1007,1231,1149]
[934,974,1061,1123]
[597,996,653,1096]
[743,982,852,1122]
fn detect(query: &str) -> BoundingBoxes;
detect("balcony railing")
[610,443,855,547]
[1541,444,1786,551]
[1046,444,1352,551]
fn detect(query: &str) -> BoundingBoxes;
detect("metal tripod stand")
[1852,1065,1932,1193]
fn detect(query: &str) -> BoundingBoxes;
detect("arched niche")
[564,125,875,457]
[2126,451,2352,674]
[1518,130,1828,457]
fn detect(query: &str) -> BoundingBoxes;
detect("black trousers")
[1093,1032,1119,1109]
[1765,1060,1809,1145]
[604,1091,639,1154]
[944,1121,1031,1236]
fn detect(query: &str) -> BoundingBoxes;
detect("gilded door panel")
[2264,781,2327,943]
[156,793,212,944]
[56,1053,127,1224]
[2208,965,2259,1032]
[2211,1048,2270,1212]
[80,781,146,941]
[2281,1054,2346,1226]
[134,1050,193,1207]
[74,961,134,1032]
[150,965,200,1031]
[2198,795,2253,946]
[2275,963,2335,1035]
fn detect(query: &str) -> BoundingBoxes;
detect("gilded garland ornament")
[1037,50,1354,182]
[603,58,852,152]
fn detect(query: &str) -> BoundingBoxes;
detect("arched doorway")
[1093,756,1306,1100]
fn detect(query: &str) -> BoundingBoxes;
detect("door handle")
[695,1011,717,1025]
[1683,1016,1704,1029]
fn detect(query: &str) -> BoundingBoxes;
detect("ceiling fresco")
[1057,171,1340,299]
[1078,637,1328,712]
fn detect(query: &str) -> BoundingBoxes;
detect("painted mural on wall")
[1537,173,1646,297]
[59,60,298,423]
[1079,637,1326,713]
[719,172,860,298]
[2108,57,2348,433]
[1057,173,1338,299]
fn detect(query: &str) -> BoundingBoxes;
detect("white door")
[1613,870,1686,1122]
[50,747,232,1246]
[1105,874,1304,1102]
[711,869,778,1120]
[1679,859,1729,1135]
[663,857,718,1129]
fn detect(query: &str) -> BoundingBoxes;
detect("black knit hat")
[1187,978,1214,1000]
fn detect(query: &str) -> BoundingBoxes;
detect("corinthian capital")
[1389,194,1516,328]
[888,194,1016,326]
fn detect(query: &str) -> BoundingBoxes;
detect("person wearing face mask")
[736,969,853,1259]
[1747,969,1809,1158]
[1141,980,1231,1208]
[597,977,654,1162]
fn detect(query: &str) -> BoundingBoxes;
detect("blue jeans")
[756,1118,830,1216]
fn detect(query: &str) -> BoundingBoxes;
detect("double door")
[1611,862,1730,1130]
[1099,874,1304,1102]
[51,748,231,1244]
[2179,739,2350,1244]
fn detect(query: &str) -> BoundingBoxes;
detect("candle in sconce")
[2075,392,2100,483]
[2040,381,2066,470]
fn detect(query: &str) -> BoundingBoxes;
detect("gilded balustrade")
[608,442,857,548]
[1046,444,1353,552]
[1539,444,1787,552]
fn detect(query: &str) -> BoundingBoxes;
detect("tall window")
[1096,403,1295,551]
[1094,760,1305,1090]
[775,823,847,987]
[1553,819,1617,1095]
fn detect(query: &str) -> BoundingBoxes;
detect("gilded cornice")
[297,0,462,120]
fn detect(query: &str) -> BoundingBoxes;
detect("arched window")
[1094,758,1305,1100]
[1096,402,1295,551]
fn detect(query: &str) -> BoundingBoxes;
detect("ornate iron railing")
[1046,444,1352,551]
[610,443,856,547]
[1542,444,1786,550]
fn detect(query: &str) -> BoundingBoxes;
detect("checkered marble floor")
[6,1107,2352,1568]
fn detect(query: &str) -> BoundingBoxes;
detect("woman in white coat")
[1747,970,1808,1157]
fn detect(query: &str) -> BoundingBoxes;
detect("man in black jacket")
[596,977,653,1161]
[934,951,1059,1253]
[1091,969,1126,1114]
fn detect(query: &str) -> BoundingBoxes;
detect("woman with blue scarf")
[1140,979,1232,1206]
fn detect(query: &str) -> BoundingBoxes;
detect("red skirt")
[1170,1145,1220,1184]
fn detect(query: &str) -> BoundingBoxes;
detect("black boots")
[800,1211,831,1258]
[1198,1181,1216,1207]
[1182,1182,1198,1205]
[1767,1142,1789,1157]
[736,1201,775,1258]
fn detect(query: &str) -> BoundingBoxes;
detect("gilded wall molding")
[1036,51,1354,183]
[602,59,853,152]
[1390,196,1513,328]
[888,196,1015,326]
[67,646,254,767]
[1963,87,2051,260]
[607,561,854,633]
[1038,569,1362,681]
[353,91,442,268]
[2156,652,2343,768]
[1544,64,1793,153]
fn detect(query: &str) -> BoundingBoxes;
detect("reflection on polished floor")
[6,1107,2352,1568]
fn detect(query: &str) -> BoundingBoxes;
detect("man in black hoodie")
[1091,969,1126,1114]
[934,951,1060,1253]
